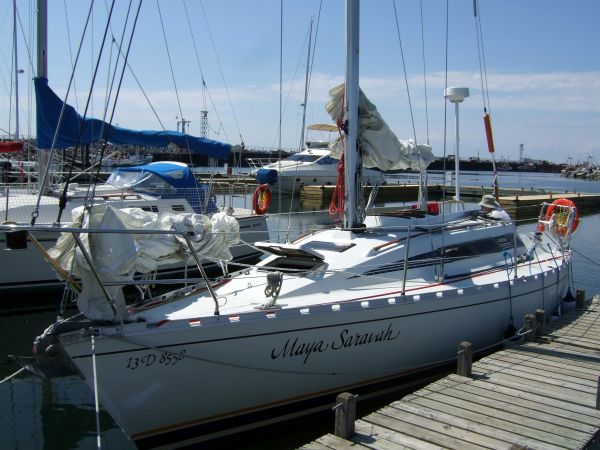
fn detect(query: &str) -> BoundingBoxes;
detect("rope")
[91,333,102,449]
[0,367,26,385]
[571,245,600,266]
[328,154,345,221]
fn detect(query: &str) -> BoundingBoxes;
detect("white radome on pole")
[444,87,469,203]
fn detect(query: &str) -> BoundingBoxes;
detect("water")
[1,172,600,449]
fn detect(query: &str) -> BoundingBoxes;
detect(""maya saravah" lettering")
[271,323,400,364]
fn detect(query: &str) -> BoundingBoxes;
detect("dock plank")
[411,383,598,435]
[383,402,567,450]
[404,389,589,446]
[364,410,501,450]
[354,420,444,450]
[299,295,600,449]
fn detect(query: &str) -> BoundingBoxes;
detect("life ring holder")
[543,198,579,236]
[252,184,272,215]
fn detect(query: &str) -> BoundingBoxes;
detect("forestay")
[48,205,240,321]
[325,83,435,171]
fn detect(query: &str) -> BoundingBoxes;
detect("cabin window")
[140,205,159,213]
[316,156,337,165]
[171,204,186,212]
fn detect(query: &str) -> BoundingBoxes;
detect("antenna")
[519,143,524,162]
[444,87,470,203]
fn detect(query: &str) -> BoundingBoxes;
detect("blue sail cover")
[115,161,199,189]
[35,77,231,160]
[108,162,217,213]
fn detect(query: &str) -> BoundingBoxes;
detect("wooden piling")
[523,314,537,342]
[534,309,545,336]
[456,341,472,377]
[334,392,356,439]
[576,288,586,309]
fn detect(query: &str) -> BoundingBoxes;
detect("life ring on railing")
[545,198,579,236]
[252,184,272,215]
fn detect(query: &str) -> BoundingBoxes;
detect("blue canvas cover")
[35,78,231,160]
[115,162,199,189]
[109,162,217,214]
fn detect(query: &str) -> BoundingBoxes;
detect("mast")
[343,0,360,230]
[36,0,47,79]
[36,0,50,193]
[13,0,19,139]
[299,18,313,151]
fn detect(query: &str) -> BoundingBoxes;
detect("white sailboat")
[0,0,269,299]
[14,1,579,448]
[250,123,386,194]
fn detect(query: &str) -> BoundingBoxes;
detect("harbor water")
[1,171,600,449]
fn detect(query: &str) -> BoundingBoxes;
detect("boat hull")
[0,215,268,302]
[59,262,569,447]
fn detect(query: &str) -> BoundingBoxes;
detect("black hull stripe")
[70,279,562,359]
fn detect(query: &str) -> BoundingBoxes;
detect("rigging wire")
[54,0,117,224]
[156,1,187,130]
[473,0,499,199]
[392,0,426,209]
[439,0,450,278]
[87,0,143,208]
[155,1,198,174]
[181,0,231,145]
[31,0,96,225]
[391,1,420,153]
[418,0,430,145]
[306,0,323,109]
[110,43,168,132]
[63,0,79,110]
[198,0,244,144]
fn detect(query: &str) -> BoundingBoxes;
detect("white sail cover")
[48,205,240,322]
[325,83,435,171]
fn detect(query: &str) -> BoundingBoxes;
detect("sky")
[1,0,599,164]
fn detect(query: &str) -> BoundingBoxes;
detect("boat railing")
[0,222,226,316]
[536,201,577,245]
[246,157,279,171]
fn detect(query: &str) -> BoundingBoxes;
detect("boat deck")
[301,294,600,449]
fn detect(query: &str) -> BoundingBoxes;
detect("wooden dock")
[298,184,600,219]
[301,295,600,449]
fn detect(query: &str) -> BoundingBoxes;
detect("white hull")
[271,169,384,194]
[49,212,571,447]
[60,263,567,446]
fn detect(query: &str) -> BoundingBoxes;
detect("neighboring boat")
[0,161,268,297]
[13,1,577,448]
[250,124,386,194]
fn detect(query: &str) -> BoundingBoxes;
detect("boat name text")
[271,323,399,364]
[126,349,186,370]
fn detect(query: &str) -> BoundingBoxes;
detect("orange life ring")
[252,184,272,215]
[545,198,579,236]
